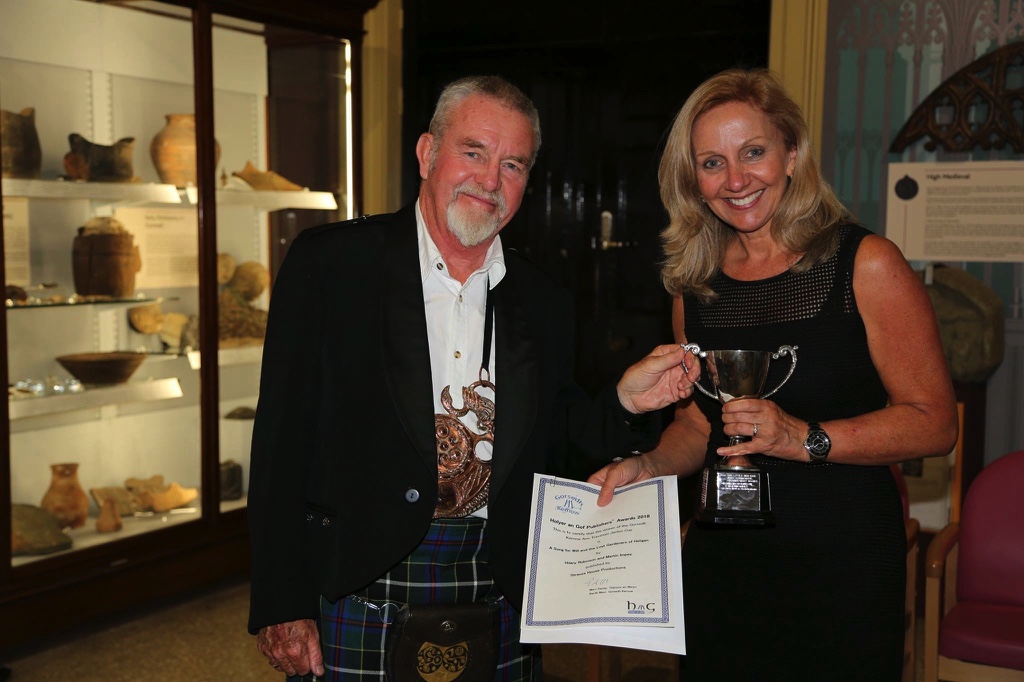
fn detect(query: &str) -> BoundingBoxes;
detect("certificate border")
[524,477,671,627]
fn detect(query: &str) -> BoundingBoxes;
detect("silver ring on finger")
[752,423,758,437]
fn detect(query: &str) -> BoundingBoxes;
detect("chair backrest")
[956,449,1024,606]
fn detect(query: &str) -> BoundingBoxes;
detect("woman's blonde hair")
[658,68,849,301]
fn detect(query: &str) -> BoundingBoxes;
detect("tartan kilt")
[289,517,541,681]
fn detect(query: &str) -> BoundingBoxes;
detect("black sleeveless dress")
[679,224,905,681]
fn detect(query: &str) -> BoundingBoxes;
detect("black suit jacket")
[247,205,658,633]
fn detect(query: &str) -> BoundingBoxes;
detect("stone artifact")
[225,405,256,419]
[5,284,27,303]
[136,482,198,513]
[126,474,165,493]
[181,314,200,351]
[159,311,190,351]
[63,133,136,182]
[90,486,139,516]
[39,462,90,529]
[150,113,220,187]
[1,107,42,179]
[219,259,269,344]
[922,266,1005,383]
[95,497,123,533]
[220,460,243,500]
[231,161,303,191]
[227,260,270,300]
[217,252,236,285]
[128,302,164,334]
[126,474,197,513]
[72,216,142,298]
[11,504,73,556]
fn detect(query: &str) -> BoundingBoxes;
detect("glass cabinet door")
[211,18,351,513]
[2,0,204,566]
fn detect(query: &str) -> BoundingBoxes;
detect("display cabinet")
[0,0,377,649]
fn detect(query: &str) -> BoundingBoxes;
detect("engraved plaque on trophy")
[682,343,797,527]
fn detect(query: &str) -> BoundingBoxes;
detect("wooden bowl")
[56,351,146,385]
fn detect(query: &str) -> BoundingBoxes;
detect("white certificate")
[520,474,685,654]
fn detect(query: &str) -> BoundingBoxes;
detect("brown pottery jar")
[63,133,136,182]
[40,462,90,530]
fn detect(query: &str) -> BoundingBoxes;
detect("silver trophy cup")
[682,343,797,526]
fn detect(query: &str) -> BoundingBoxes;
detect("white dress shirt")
[416,200,505,517]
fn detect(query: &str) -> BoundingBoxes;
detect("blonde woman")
[590,69,957,680]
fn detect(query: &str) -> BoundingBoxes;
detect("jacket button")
[405,488,420,503]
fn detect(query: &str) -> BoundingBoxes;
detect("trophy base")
[696,464,775,527]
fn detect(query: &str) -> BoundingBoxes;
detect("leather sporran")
[384,601,500,682]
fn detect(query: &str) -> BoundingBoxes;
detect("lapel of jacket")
[381,206,437,469]
[490,254,539,497]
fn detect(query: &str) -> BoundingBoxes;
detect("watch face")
[806,430,831,457]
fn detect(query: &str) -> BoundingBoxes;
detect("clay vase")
[95,497,123,533]
[150,114,220,187]
[1,107,43,179]
[39,462,90,530]
[63,133,136,182]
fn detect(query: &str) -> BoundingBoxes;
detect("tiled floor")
[3,579,926,681]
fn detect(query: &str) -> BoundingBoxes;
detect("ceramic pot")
[1,107,42,179]
[62,133,136,182]
[40,462,90,530]
[150,114,220,187]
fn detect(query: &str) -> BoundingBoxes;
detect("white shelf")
[11,493,251,567]
[12,502,202,568]
[2,178,182,204]
[9,378,184,420]
[181,186,338,210]
[186,345,263,370]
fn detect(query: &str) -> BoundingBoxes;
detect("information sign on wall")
[886,160,1024,263]
[115,206,198,289]
[2,196,31,285]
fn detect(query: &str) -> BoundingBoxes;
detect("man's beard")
[445,182,506,247]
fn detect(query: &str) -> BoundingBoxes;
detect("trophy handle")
[761,345,798,399]
[680,343,718,401]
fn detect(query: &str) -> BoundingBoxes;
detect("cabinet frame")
[0,0,373,650]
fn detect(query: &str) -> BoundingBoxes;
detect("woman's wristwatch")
[803,422,832,463]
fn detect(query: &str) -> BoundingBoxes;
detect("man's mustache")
[452,183,506,216]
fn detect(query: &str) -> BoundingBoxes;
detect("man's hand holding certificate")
[520,474,685,654]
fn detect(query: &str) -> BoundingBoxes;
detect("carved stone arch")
[889,39,1024,153]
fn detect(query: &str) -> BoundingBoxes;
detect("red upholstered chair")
[890,463,920,682]
[923,449,1024,682]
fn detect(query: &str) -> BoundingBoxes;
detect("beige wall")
[361,0,403,215]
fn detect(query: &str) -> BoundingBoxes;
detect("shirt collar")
[415,199,506,288]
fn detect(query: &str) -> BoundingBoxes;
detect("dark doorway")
[402,1,771,391]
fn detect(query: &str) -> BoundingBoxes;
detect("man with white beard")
[247,75,696,681]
